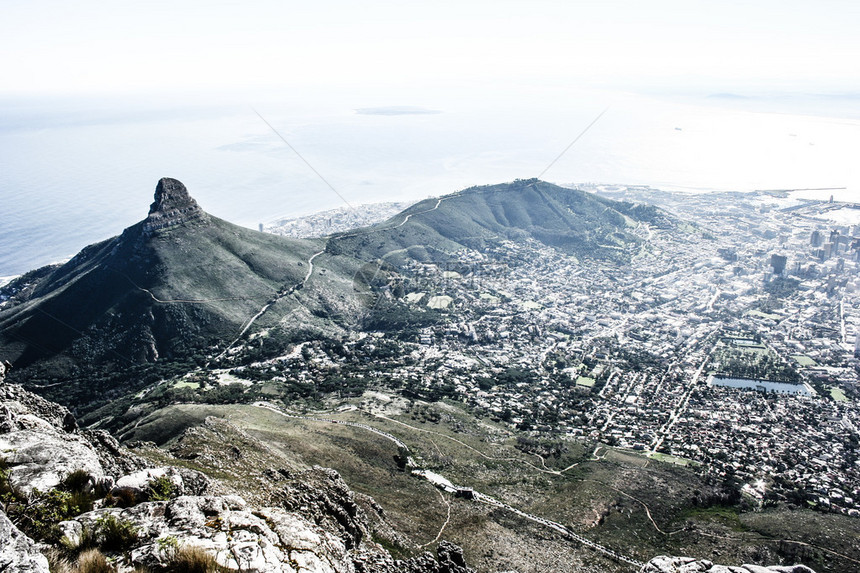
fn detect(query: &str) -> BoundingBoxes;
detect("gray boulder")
[0,384,145,495]
[64,494,355,573]
[641,556,816,573]
[0,399,104,493]
[110,466,210,504]
[0,509,50,573]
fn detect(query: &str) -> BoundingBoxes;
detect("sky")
[2,1,860,276]
[3,0,860,99]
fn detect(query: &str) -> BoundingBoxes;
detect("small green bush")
[155,535,180,558]
[60,470,97,515]
[146,476,176,502]
[3,487,83,541]
[1,460,98,541]
[94,514,139,552]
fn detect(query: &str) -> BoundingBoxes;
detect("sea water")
[1,91,859,276]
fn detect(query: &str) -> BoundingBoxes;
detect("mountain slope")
[327,178,667,265]
[0,179,336,403]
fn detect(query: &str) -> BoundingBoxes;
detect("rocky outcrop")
[0,509,50,573]
[642,556,817,573]
[0,384,149,495]
[0,382,476,573]
[60,492,475,573]
[0,381,77,432]
[82,428,148,478]
[275,466,368,550]
[353,541,473,573]
[110,465,211,504]
[62,494,355,573]
[0,384,104,493]
[143,177,207,232]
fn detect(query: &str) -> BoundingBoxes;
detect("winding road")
[211,248,326,363]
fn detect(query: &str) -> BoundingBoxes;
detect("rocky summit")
[143,177,207,232]
[0,178,348,409]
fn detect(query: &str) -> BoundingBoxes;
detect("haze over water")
[2,89,859,277]
[3,1,859,277]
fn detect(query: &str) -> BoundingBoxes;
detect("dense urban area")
[234,186,860,519]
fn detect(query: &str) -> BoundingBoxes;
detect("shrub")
[1,460,98,541]
[61,524,96,554]
[68,490,96,515]
[104,488,137,508]
[3,488,83,541]
[155,535,180,559]
[0,457,13,496]
[45,548,116,573]
[94,514,139,552]
[44,548,73,573]
[62,470,93,494]
[75,549,116,573]
[60,515,138,560]
[160,545,227,573]
[61,471,97,514]
[146,476,176,502]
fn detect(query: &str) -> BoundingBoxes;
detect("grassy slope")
[327,180,645,266]
[119,397,860,573]
[0,215,345,411]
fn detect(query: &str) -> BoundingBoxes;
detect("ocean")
[2,90,859,277]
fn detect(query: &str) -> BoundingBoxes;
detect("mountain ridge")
[0,177,667,410]
[327,178,669,265]
[0,179,337,407]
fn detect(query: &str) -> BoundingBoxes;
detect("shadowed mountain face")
[0,179,327,402]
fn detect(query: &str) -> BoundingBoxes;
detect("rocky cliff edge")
[0,374,474,573]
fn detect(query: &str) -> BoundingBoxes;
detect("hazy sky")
[3,0,859,98]
[2,0,860,277]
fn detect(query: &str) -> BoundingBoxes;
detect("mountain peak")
[145,177,206,232]
[149,177,197,214]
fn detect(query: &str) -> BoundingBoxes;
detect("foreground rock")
[0,383,105,493]
[0,381,474,573]
[60,492,473,573]
[64,495,353,572]
[110,465,210,503]
[0,509,49,573]
[642,556,817,573]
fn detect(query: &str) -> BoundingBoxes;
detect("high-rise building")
[811,230,822,247]
[831,229,841,244]
[769,254,787,276]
